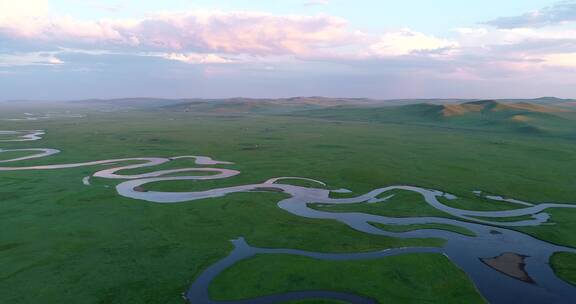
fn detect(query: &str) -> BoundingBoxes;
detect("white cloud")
[485,1,576,28]
[543,52,576,67]
[455,26,576,47]
[162,53,234,64]
[0,52,63,66]
[369,29,458,56]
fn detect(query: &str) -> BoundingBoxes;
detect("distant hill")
[440,100,569,117]
[291,100,576,137]
[64,96,576,112]
[5,97,573,137]
[44,97,576,128]
[74,98,195,108]
[160,97,388,114]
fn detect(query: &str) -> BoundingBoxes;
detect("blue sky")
[48,0,559,35]
[1,0,575,100]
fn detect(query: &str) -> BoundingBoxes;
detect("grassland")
[370,222,476,237]
[311,190,451,218]
[551,252,576,287]
[1,99,575,302]
[210,253,485,303]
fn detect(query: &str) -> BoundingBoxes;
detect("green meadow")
[1,99,575,303]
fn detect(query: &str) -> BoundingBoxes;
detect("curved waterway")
[1,130,576,303]
[0,113,85,121]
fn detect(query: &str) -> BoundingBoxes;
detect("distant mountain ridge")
[68,96,576,106]
[3,96,575,105]
[438,100,570,117]
[289,99,576,137]
[2,96,574,138]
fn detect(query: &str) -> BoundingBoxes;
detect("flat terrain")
[1,98,575,303]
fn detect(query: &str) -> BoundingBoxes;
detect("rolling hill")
[291,100,576,137]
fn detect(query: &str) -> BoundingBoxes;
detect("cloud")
[161,53,234,64]
[0,11,356,57]
[452,26,576,67]
[485,0,576,28]
[368,29,458,56]
[542,52,576,67]
[455,26,576,47]
[1,7,575,99]
[0,52,63,67]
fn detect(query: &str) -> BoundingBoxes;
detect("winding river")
[1,129,576,303]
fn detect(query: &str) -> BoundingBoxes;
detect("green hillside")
[292,100,576,137]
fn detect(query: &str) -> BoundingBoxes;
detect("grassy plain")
[1,100,575,303]
[210,253,484,303]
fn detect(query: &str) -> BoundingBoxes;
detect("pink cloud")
[0,11,356,56]
[1,7,575,84]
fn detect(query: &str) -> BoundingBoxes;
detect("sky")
[1,0,575,100]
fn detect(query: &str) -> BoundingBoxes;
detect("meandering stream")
[1,129,576,303]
